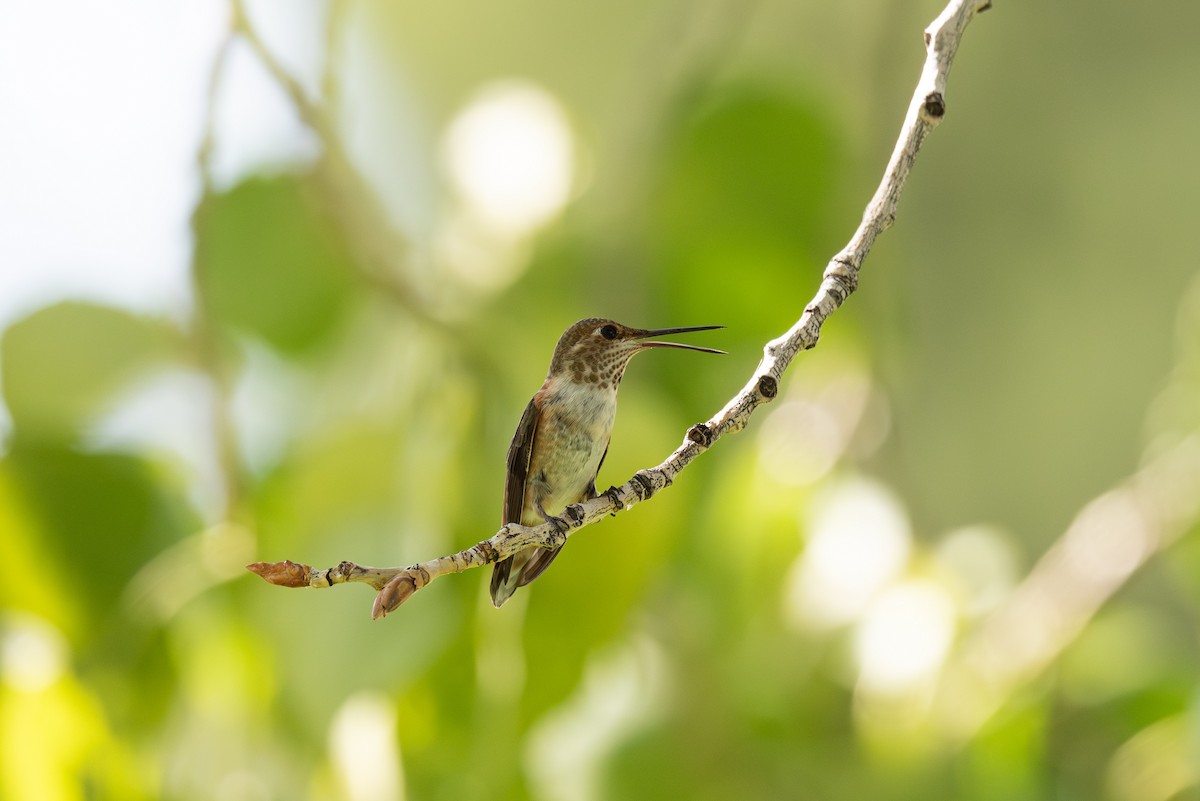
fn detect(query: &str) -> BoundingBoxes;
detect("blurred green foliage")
[2,303,181,440]
[196,175,362,354]
[3,2,1200,801]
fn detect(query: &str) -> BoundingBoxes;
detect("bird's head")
[547,318,724,388]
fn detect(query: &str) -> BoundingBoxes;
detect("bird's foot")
[542,514,569,548]
[603,486,622,515]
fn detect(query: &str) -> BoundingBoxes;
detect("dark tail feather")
[517,546,562,587]
[490,557,518,607]
[490,546,563,607]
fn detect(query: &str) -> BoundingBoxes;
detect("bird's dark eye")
[599,324,618,340]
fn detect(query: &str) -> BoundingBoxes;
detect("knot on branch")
[331,561,359,584]
[757,375,779,401]
[630,471,661,501]
[923,91,946,121]
[687,423,714,448]
[824,258,860,298]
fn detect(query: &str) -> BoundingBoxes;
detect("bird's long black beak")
[634,325,725,354]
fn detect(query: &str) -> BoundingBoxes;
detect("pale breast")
[523,378,617,523]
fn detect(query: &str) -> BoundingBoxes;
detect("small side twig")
[247,560,405,591]
[249,0,994,619]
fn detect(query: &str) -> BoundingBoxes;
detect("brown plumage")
[490,318,723,607]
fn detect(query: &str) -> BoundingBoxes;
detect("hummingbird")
[490,318,723,607]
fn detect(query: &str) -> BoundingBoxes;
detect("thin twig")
[229,0,447,329]
[191,31,247,521]
[248,0,995,619]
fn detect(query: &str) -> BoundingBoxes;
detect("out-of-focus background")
[3,0,1200,799]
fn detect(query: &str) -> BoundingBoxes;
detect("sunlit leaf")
[2,444,198,635]
[194,173,362,354]
[0,302,180,440]
[0,469,74,631]
[646,84,842,335]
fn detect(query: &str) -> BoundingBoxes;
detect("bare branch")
[192,28,249,522]
[247,0,995,618]
[229,0,447,329]
[248,560,406,591]
[934,434,1200,739]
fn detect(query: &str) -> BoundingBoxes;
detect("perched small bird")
[490,318,723,607]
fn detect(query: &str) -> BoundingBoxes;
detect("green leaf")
[1,443,199,639]
[1,301,179,439]
[646,84,843,334]
[194,173,361,354]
